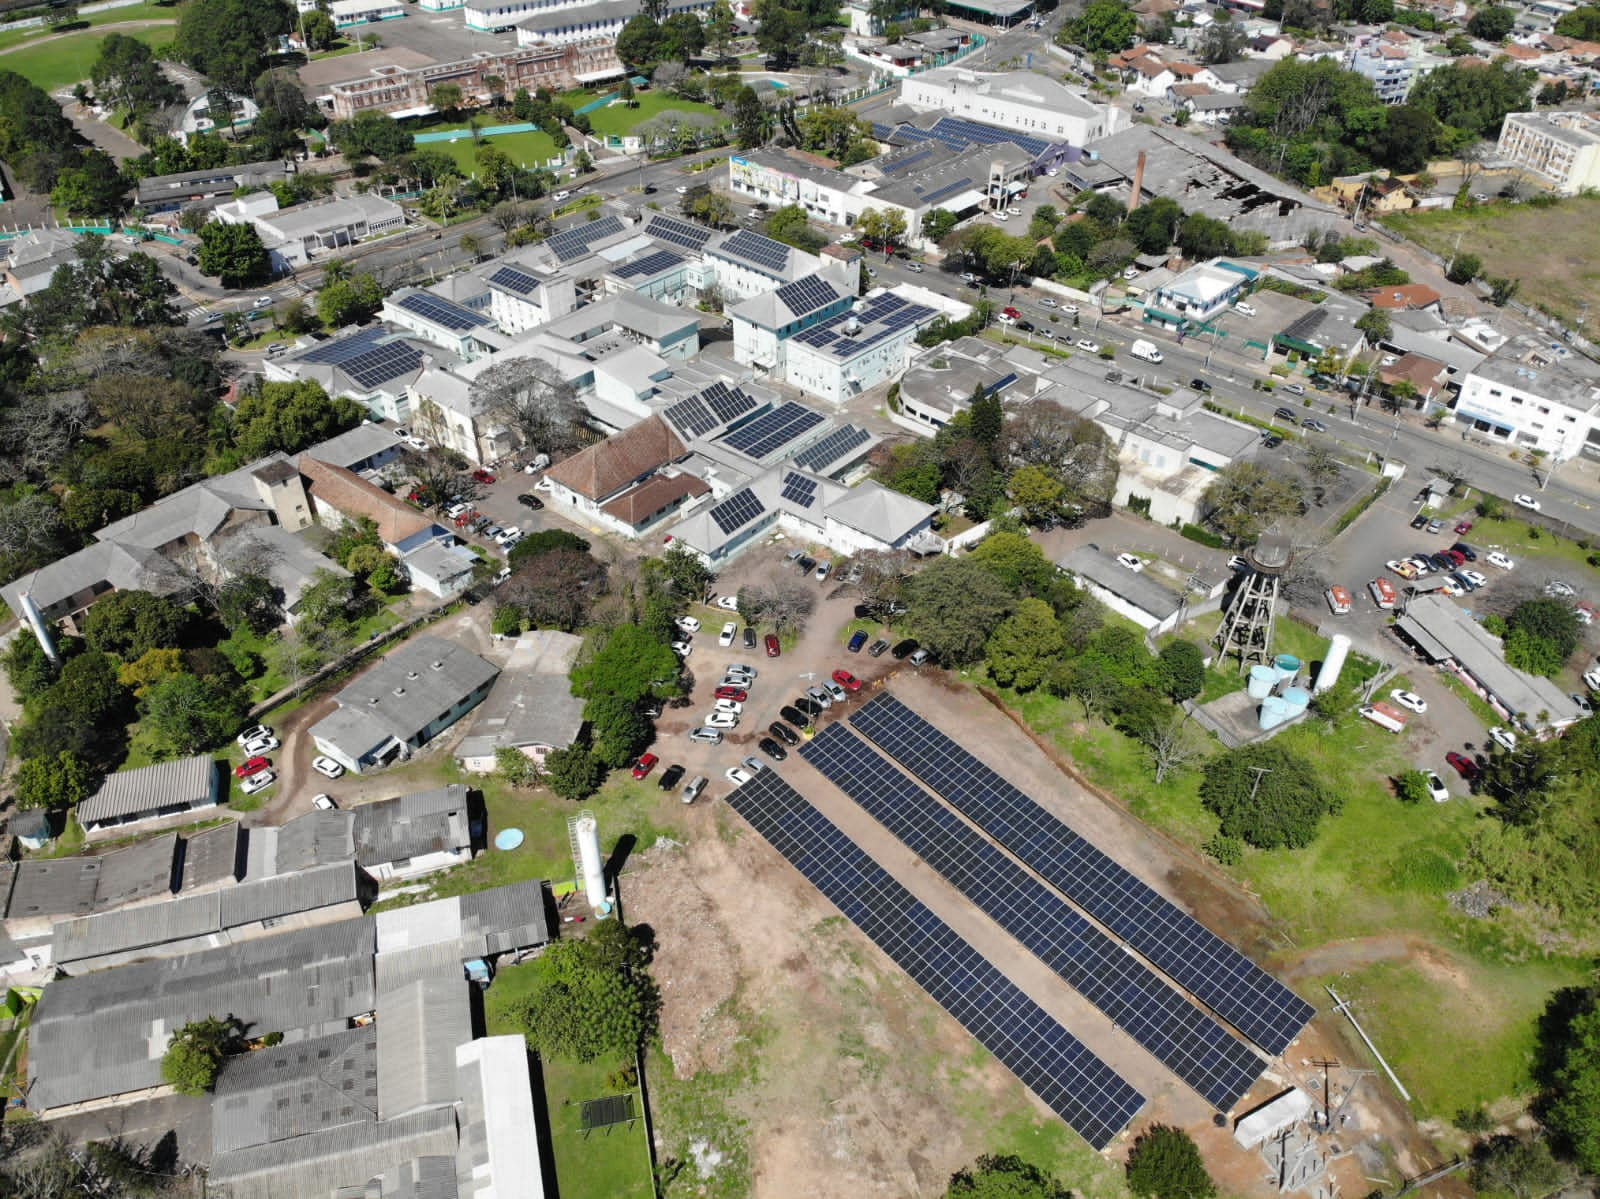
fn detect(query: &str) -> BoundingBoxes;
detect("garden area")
[404,120,560,177]
[582,90,721,139]
[0,23,169,93]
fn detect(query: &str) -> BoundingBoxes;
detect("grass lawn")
[585,92,721,137]
[485,964,655,1199]
[0,26,168,92]
[423,128,559,176]
[0,2,180,55]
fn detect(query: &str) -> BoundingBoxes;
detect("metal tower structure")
[1213,530,1294,672]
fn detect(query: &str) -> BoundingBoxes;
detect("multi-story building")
[1495,111,1600,194]
[514,0,709,44]
[1345,31,1441,103]
[468,0,703,31]
[1453,335,1600,462]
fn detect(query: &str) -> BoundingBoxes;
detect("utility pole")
[1247,765,1272,805]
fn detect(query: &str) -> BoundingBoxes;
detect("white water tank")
[576,816,606,908]
[1315,634,1352,695]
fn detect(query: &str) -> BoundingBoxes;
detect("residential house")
[177,90,258,142]
[297,454,450,555]
[1379,352,1450,405]
[1364,283,1444,316]
[1,228,81,303]
[401,539,479,598]
[457,630,586,773]
[309,636,500,774]
[1144,259,1260,328]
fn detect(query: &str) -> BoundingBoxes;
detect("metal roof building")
[77,756,221,833]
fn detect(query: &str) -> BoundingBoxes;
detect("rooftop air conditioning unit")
[845,317,861,334]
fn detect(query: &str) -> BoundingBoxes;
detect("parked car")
[713,685,748,702]
[1190,377,1212,392]
[719,621,738,647]
[1386,559,1418,580]
[243,734,280,756]
[1424,770,1450,803]
[847,630,869,653]
[758,737,788,761]
[705,710,740,729]
[689,726,724,745]
[235,755,271,778]
[471,469,496,484]
[1454,519,1473,534]
[631,753,659,780]
[1488,726,1518,751]
[1460,569,1488,588]
[1451,542,1478,562]
[1234,301,1257,317]
[1445,751,1480,781]
[1302,418,1327,433]
[1514,494,1542,511]
[312,794,337,810]
[765,633,781,657]
[237,724,273,746]
[890,639,919,660]
[867,639,890,657]
[769,720,800,746]
[1116,553,1144,572]
[658,764,686,791]
[805,685,833,710]
[797,555,816,574]
[312,755,345,779]
[1449,571,1479,592]
[517,493,544,509]
[794,696,823,717]
[682,775,708,804]
[832,669,862,692]
[1039,297,1057,309]
[670,639,692,657]
[814,560,832,581]
[1281,383,1306,396]
[1075,339,1100,353]
[779,705,812,729]
[675,616,702,633]
[725,766,752,786]
[724,663,757,681]
[1427,518,1444,534]
[1390,689,1428,715]
[240,769,276,795]
[1410,513,1430,530]
[714,698,743,715]
[1487,551,1515,570]
[823,679,847,704]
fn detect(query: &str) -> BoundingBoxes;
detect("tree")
[969,386,1003,458]
[740,580,816,634]
[572,625,682,704]
[472,356,585,455]
[329,109,415,162]
[506,548,607,630]
[986,599,1065,691]
[662,10,706,61]
[1355,307,1392,347]
[904,556,1017,665]
[1200,743,1342,849]
[3,631,58,703]
[511,917,660,1062]
[429,82,464,117]
[142,671,251,756]
[1394,769,1435,805]
[657,543,715,602]
[161,1016,239,1096]
[1546,987,1600,1171]
[968,531,1057,597]
[16,750,94,811]
[1199,20,1247,64]
[50,149,127,217]
[1409,59,1535,143]
[1504,597,1581,677]
[543,744,607,801]
[230,380,365,459]
[173,0,291,94]
[922,208,959,243]
[1471,1137,1572,1199]
[617,15,666,68]
[316,273,385,327]
[1065,0,1138,51]
[755,7,808,66]
[117,646,184,696]
[733,86,769,150]
[198,220,270,288]
[507,527,591,569]
[216,571,284,634]
[1556,4,1600,37]
[1202,462,1304,545]
[91,33,181,117]
[945,1154,1071,1199]
[82,589,186,658]
[1009,464,1066,528]
[1467,4,1515,40]
[1126,1125,1216,1199]
[1131,708,1202,784]
[301,8,335,48]
[1157,641,1205,702]
[586,693,653,768]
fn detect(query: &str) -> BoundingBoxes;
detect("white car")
[1006,206,1022,216]
[312,756,345,780]
[1234,302,1257,317]
[312,794,338,810]
[495,527,523,547]
[715,595,740,610]
[705,710,740,729]
[1486,551,1515,570]
[1438,578,1464,597]
[243,735,280,756]
[993,211,1010,221]
[404,436,430,452]
[552,190,571,201]
[718,621,737,647]
[1116,553,1144,572]
[240,769,276,795]
[675,616,702,633]
[445,501,470,519]
[1460,569,1488,588]
[1584,665,1600,691]
[237,724,273,746]
[1545,580,1576,598]
[714,698,743,715]
[1488,726,1518,752]
[1514,494,1541,511]
[1409,556,1433,574]
[1039,297,1057,309]
[1076,339,1101,353]
[725,766,752,786]
[1424,771,1450,803]
[252,295,273,309]
[674,185,689,194]
[671,639,692,657]
[1390,689,1428,715]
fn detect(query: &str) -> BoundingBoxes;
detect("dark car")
[1445,549,1467,566]
[1450,571,1478,592]
[768,721,800,746]
[797,555,816,573]
[847,630,868,652]
[1260,434,1283,449]
[1429,552,1455,571]
[1411,512,1430,530]
[1451,542,1477,562]
[867,638,890,657]
[794,695,823,717]
[779,705,812,729]
[517,493,544,509]
[658,764,685,791]
[1015,319,1034,333]
[758,737,788,762]
[764,632,781,658]
[743,626,756,649]
[890,639,919,660]
[1446,751,1480,781]
[1273,407,1299,424]
[1190,377,1212,392]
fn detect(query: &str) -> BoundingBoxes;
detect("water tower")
[1213,530,1294,672]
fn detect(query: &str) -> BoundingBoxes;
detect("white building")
[732,273,855,373]
[178,91,258,143]
[899,67,1122,146]
[1453,334,1600,462]
[214,191,407,271]
[1144,259,1260,329]
[330,0,406,25]
[1495,111,1600,195]
[779,289,946,406]
[516,0,708,44]
[467,0,701,30]
[381,287,511,361]
[483,259,579,333]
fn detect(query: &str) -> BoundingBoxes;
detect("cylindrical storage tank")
[1274,653,1301,682]
[1315,634,1352,695]
[1259,695,1290,729]
[1248,664,1277,699]
[1281,686,1311,714]
[576,816,606,908]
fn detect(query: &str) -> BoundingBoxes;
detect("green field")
[0,25,169,92]
[584,92,721,137]
[417,126,561,177]
[0,1,180,54]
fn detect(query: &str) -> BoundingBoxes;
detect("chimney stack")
[1128,149,1147,214]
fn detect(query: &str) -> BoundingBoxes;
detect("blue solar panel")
[802,726,1265,1111]
[849,695,1316,1056]
[774,275,841,319]
[613,249,686,281]
[708,486,765,535]
[299,326,387,365]
[720,402,826,459]
[488,266,540,296]
[545,215,625,262]
[645,213,714,251]
[793,425,871,473]
[727,769,1147,1150]
[716,229,791,274]
[394,291,486,332]
[882,147,937,176]
[922,177,976,206]
[779,471,818,508]
[702,381,755,425]
[664,396,716,438]
[928,116,1053,159]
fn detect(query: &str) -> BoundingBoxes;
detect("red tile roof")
[299,457,433,545]
[1366,283,1442,310]
[599,473,710,527]
[544,415,687,502]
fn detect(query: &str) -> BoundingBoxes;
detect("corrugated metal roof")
[455,1037,544,1199]
[212,1025,380,1154]
[352,786,470,870]
[4,856,101,920]
[94,833,180,907]
[51,890,222,965]
[376,943,473,1119]
[221,861,364,928]
[209,1106,458,1199]
[394,1155,462,1199]
[180,822,243,891]
[267,810,356,875]
[460,880,551,955]
[78,756,217,826]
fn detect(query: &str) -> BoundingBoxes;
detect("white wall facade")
[1453,372,1594,460]
[899,72,1117,143]
[784,328,918,406]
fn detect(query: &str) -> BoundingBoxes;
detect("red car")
[1454,519,1473,534]
[472,469,496,484]
[630,752,659,780]
[831,669,862,692]
[235,755,270,778]
[713,685,748,702]
[1002,306,1021,319]
[1445,549,1467,566]
[764,633,781,658]
[1445,751,1480,781]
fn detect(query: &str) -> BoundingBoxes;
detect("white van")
[1130,339,1163,363]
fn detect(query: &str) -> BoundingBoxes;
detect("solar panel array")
[927,116,1053,159]
[715,229,791,274]
[394,291,487,332]
[882,146,938,176]
[793,424,872,473]
[664,395,719,438]
[726,768,1147,1149]
[921,176,978,207]
[644,213,715,251]
[779,471,818,509]
[487,265,540,296]
[792,293,937,360]
[545,215,625,262]
[800,726,1264,1110]
[299,326,386,364]
[297,328,424,389]
[849,695,1316,1056]
[663,382,757,440]
[702,380,755,425]
[775,275,841,319]
[720,401,826,459]
[708,486,766,535]
[613,249,686,281]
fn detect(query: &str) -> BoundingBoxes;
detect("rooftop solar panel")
[708,487,765,536]
[664,396,717,439]
[922,176,977,206]
[298,326,388,365]
[394,291,486,332]
[545,215,625,262]
[727,768,1147,1150]
[644,213,714,251]
[720,402,826,460]
[716,229,791,274]
[793,425,871,473]
[929,116,1053,159]
[774,276,841,320]
[702,381,756,425]
[613,248,686,281]
[801,726,1265,1111]
[779,472,818,508]
[882,147,937,176]
[849,695,1316,1056]
[487,266,540,296]
[343,344,423,389]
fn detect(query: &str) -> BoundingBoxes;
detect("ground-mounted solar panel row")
[800,725,1264,1111]
[726,768,1147,1150]
[849,694,1315,1056]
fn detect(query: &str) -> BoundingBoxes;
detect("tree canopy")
[1126,1125,1216,1199]
[945,1154,1072,1199]
[161,1016,240,1096]
[509,918,660,1062]
[905,556,1018,665]
[198,221,271,289]
[173,0,292,94]
[229,381,366,461]
[1199,742,1342,849]
[1503,598,1581,679]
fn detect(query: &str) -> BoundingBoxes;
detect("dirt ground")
[623,669,1455,1199]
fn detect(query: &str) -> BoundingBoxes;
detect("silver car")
[805,685,833,710]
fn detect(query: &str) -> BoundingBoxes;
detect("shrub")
[1180,523,1224,548]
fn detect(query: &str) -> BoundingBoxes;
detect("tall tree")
[197,220,271,288]
[510,917,660,1062]
[904,556,1017,665]
[472,357,585,455]
[1200,742,1342,849]
[945,1154,1072,1199]
[1126,1125,1216,1199]
[173,0,293,95]
[986,598,1065,691]
[162,1017,240,1096]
